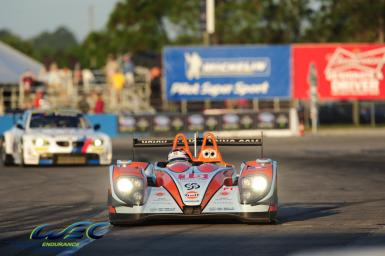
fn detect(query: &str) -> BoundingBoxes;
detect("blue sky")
[0,0,120,41]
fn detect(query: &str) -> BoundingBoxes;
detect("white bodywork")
[2,110,112,165]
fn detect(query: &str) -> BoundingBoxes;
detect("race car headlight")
[33,138,50,147]
[116,177,134,193]
[240,175,270,204]
[93,139,103,147]
[251,176,268,193]
[115,176,145,205]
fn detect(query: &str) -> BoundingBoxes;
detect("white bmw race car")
[1,110,112,166]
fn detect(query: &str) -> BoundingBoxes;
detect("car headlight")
[34,138,49,147]
[240,175,270,204]
[251,176,268,193]
[93,139,103,147]
[115,176,145,205]
[116,177,134,193]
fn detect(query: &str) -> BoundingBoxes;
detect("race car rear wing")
[132,133,264,158]
[133,137,263,147]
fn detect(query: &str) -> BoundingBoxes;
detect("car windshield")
[29,113,90,129]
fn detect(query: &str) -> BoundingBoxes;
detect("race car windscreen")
[29,113,91,129]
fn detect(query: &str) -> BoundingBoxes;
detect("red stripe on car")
[155,170,184,210]
[81,138,93,153]
[201,171,233,210]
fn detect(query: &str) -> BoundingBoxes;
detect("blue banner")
[163,45,291,101]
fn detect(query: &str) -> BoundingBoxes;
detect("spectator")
[38,66,48,84]
[111,69,125,91]
[110,68,125,111]
[59,67,73,107]
[82,69,94,93]
[73,62,83,91]
[121,54,135,87]
[150,66,161,108]
[93,93,105,114]
[78,93,90,114]
[46,63,61,107]
[20,70,35,95]
[33,90,44,109]
[105,54,118,88]
[236,99,249,109]
[47,63,61,87]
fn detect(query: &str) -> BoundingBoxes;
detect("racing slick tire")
[242,213,277,225]
[108,191,134,226]
[18,140,27,166]
[20,141,25,166]
[109,216,144,227]
[1,136,14,166]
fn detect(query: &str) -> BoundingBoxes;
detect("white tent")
[0,40,43,84]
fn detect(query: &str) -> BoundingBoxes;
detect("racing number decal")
[184,183,200,190]
[178,173,208,180]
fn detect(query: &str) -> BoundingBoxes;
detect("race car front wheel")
[19,140,26,166]
[0,137,14,166]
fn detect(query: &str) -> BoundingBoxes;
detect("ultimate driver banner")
[163,45,291,101]
[293,44,385,100]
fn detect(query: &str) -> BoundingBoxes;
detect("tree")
[30,26,80,67]
[82,31,112,68]
[304,0,385,42]
[0,29,33,56]
[31,26,78,50]
[106,0,172,53]
[97,0,315,51]
[83,0,203,67]
[4,0,384,69]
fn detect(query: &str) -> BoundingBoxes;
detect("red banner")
[293,44,385,100]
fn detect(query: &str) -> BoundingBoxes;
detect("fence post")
[273,98,280,112]
[253,99,259,112]
[370,101,376,127]
[18,82,23,109]
[352,100,360,126]
[0,88,4,115]
[181,100,187,114]
[11,87,18,109]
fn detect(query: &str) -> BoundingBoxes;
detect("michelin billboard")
[163,46,291,101]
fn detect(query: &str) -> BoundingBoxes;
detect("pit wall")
[0,110,299,138]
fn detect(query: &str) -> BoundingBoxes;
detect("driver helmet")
[168,148,190,163]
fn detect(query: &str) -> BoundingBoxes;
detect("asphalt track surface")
[1,133,385,256]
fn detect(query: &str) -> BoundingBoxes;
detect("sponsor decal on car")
[220,187,234,196]
[185,191,199,199]
[220,191,230,196]
[208,207,235,211]
[155,192,165,197]
[149,207,176,213]
[178,173,208,180]
[184,183,200,190]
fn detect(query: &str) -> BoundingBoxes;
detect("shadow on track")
[277,202,343,223]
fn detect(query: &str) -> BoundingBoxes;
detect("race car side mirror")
[16,123,24,130]
[93,124,101,131]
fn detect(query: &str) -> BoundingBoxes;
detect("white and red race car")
[108,132,278,224]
